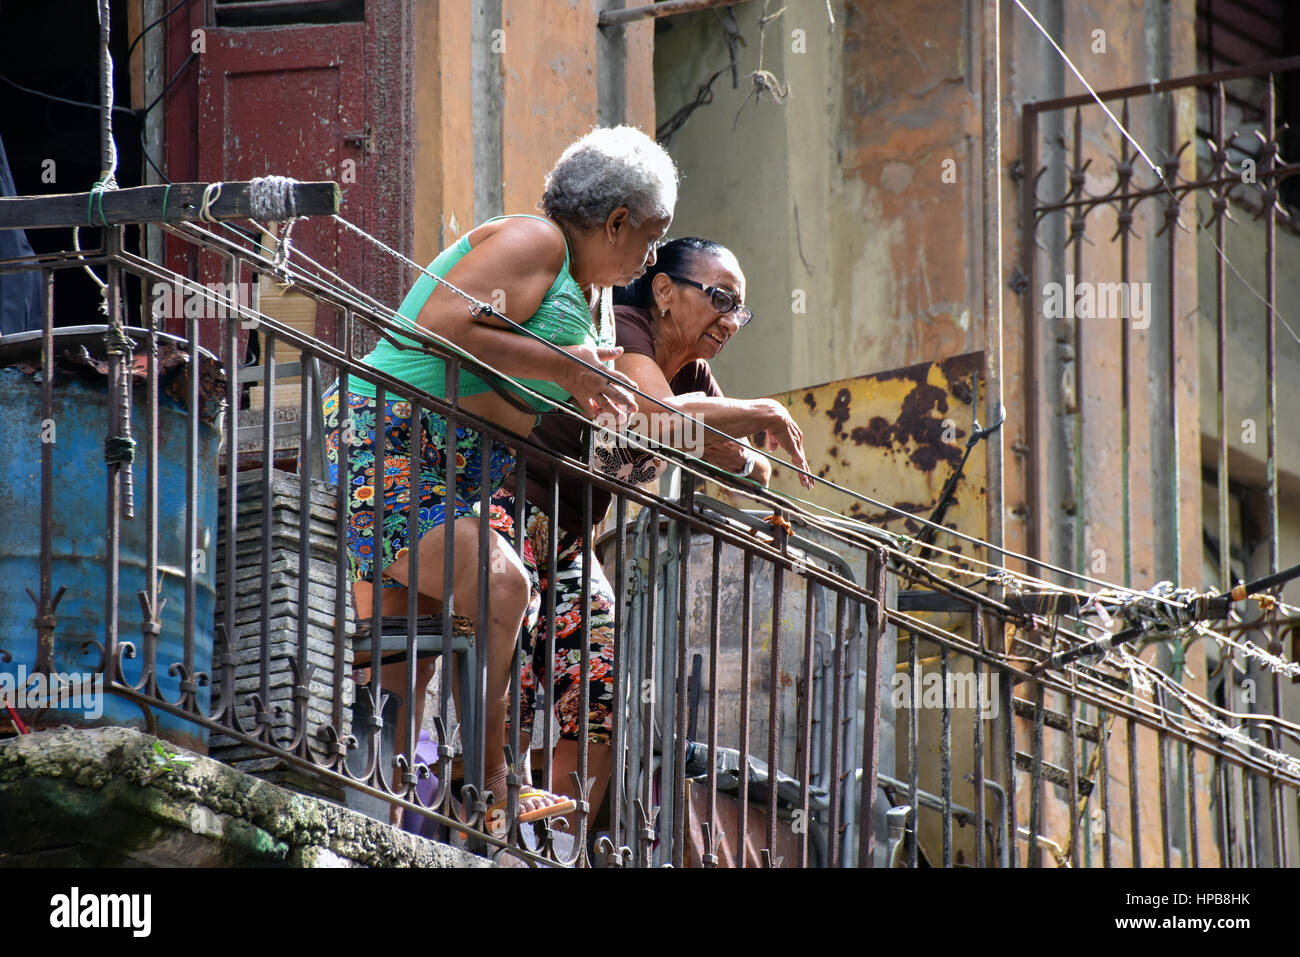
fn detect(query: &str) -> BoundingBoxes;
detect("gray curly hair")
[541,126,678,230]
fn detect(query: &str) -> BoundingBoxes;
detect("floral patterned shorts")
[490,488,616,746]
[322,380,516,587]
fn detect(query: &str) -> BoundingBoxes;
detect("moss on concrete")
[0,727,490,868]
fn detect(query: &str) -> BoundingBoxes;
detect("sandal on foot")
[486,787,578,836]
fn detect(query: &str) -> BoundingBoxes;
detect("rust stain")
[802,390,817,412]
[826,387,852,436]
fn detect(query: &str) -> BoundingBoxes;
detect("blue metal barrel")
[0,329,220,752]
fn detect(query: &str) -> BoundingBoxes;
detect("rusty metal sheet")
[765,351,987,554]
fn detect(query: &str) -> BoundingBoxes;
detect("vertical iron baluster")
[798,576,815,868]
[1165,97,1182,587]
[857,550,886,868]
[508,458,527,843]
[295,344,314,754]
[403,397,424,802]
[1262,76,1279,578]
[1098,707,1112,867]
[971,608,986,868]
[182,272,199,713]
[473,432,492,812]
[1186,742,1199,867]
[543,472,559,798]
[907,629,918,868]
[1266,729,1284,868]
[738,549,752,868]
[828,592,846,868]
[1003,665,1016,868]
[439,361,458,813]
[366,380,385,781]
[1157,724,1171,868]
[1212,84,1230,598]
[1127,717,1140,867]
[330,312,351,769]
[940,645,951,867]
[607,494,627,865]
[1029,682,1044,867]
[1120,99,1134,586]
[104,232,123,687]
[638,506,659,867]
[140,265,160,698]
[672,479,693,867]
[260,333,278,743]
[577,476,593,865]
[1066,687,1078,867]
[705,536,722,866]
[35,269,62,679]
[766,535,784,864]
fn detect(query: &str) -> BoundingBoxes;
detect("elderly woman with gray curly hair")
[323,126,677,830]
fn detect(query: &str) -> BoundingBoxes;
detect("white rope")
[198,182,223,223]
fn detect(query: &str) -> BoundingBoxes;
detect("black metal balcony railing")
[2,181,1299,867]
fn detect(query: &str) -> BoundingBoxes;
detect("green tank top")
[348,214,612,415]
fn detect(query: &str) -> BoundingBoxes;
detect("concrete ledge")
[0,727,491,868]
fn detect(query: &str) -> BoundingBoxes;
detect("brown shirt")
[517,304,723,534]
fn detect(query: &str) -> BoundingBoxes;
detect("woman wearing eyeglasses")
[490,237,812,840]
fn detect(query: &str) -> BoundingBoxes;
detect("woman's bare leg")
[520,734,613,830]
[382,516,552,816]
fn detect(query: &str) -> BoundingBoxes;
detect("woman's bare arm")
[410,218,638,420]
[614,351,812,487]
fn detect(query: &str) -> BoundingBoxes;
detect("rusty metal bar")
[981,0,1005,581]
[1213,85,1230,594]
[1023,55,1300,112]
[1119,100,1134,587]
[1263,80,1280,579]
[1019,94,1044,579]
[1165,97,1182,586]
[597,0,751,28]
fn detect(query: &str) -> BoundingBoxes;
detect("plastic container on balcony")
[0,326,224,752]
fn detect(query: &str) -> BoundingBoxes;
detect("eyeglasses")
[664,274,753,326]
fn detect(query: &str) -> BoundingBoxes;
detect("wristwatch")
[739,447,758,478]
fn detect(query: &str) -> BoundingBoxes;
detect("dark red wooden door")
[196,23,367,349]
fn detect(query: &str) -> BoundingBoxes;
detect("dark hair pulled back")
[613,237,728,310]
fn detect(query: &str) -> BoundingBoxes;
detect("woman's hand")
[702,432,751,474]
[556,343,639,425]
[754,399,815,489]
